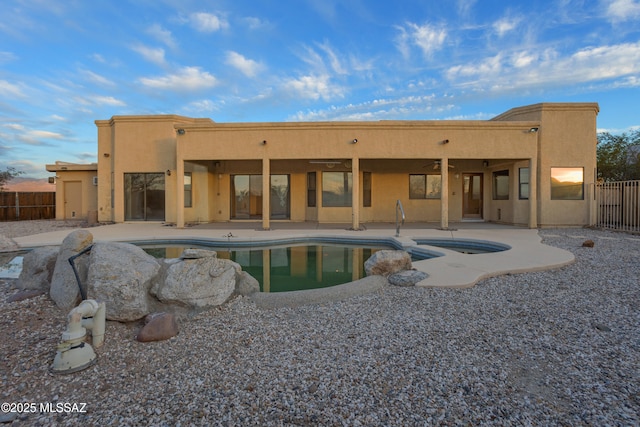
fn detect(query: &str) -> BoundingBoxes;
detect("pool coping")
[10,222,575,291]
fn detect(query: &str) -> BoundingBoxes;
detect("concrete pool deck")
[11,221,575,289]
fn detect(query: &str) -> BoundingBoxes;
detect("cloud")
[189,12,229,32]
[0,79,25,98]
[73,95,126,107]
[242,16,269,30]
[225,51,264,78]
[493,16,521,37]
[283,74,344,101]
[287,94,450,121]
[131,44,166,66]
[605,0,640,22]
[147,23,177,49]
[80,69,115,87]
[139,66,218,91]
[395,22,447,58]
[446,41,640,93]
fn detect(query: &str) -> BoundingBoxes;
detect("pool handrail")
[396,199,405,237]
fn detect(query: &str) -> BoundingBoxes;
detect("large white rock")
[154,256,236,309]
[17,246,58,291]
[50,230,93,311]
[87,242,160,322]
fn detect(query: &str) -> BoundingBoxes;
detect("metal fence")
[595,180,640,233]
[0,192,56,221]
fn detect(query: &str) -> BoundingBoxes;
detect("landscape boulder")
[87,242,160,322]
[50,230,93,311]
[235,270,260,296]
[388,269,429,287]
[17,246,58,291]
[136,312,179,342]
[364,250,413,277]
[153,256,236,309]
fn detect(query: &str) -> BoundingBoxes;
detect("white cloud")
[80,70,115,86]
[605,0,640,21]
[190,12,229,32]
[493,16,520,37]
[284,74,344,101]
[0,79,25,98]
[139,66,218,91]
[242,17,269,30]
[395,23,447,58]
[147,23,177,49]
[131,44,166,66]
[446,41,640,93]
[287,94,448,121]
[225,51,264,78]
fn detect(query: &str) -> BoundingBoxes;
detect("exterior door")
[463,173,483,218]
[64,181,83,219]
[124,173,165,221]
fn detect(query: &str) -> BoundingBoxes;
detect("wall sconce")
[483,160,489,167]
[454,173,460,179]
[352,138,358,144]
[166,170,171,176]
[262,140,267,145]
[177,129,185,135]
[442,139,450,144]
[529,127,539,133]
[103,153,110,158]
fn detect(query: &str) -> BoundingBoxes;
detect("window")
[322,172,352,207]
[519,168,529,200]
[493,170,509,200]
[184,172,192,207]
[363,172,372,207]
[307,172,316,207]
[551,167,584,200]
[409,174,441,199]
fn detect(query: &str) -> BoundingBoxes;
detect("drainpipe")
[50,299,106,374]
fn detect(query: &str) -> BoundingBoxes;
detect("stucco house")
[46,102,599,229]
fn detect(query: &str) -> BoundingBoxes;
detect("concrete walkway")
[12,221,575,289]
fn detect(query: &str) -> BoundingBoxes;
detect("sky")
[1,0,640,179]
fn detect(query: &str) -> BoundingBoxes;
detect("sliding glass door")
[231,174,289,219]
[124,173,165,221]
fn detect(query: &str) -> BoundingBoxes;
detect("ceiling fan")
[423,160,455,170]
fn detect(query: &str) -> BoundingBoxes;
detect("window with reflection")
[493,170,509,200]
[322,172,352,207]
[519,168,529,200]
[551,167,583,200]
[409,174,441,199]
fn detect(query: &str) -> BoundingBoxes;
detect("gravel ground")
[1,221,639,426]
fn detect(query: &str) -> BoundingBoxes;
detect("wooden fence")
[0,192,56,221]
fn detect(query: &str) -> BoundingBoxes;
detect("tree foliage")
[0,167,24,191]
[597,130,640,182]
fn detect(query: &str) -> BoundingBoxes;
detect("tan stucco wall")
[46,168,97,220]
[85,102,598,227]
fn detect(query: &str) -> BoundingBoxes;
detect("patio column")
[176,160,185,229]
[351,156,360,230]
[528,157,538,228]
[262,158,270,230]
[440,157,449,229]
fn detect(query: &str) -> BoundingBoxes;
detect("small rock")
[136,312,179,342]
[180,249,217,259]
[388,270,429,287]
[6,289,46,303]
[582,239,595,247]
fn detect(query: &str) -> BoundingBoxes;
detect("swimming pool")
[137,238,439,293]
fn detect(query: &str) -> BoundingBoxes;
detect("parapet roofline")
[46,162,97,172]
